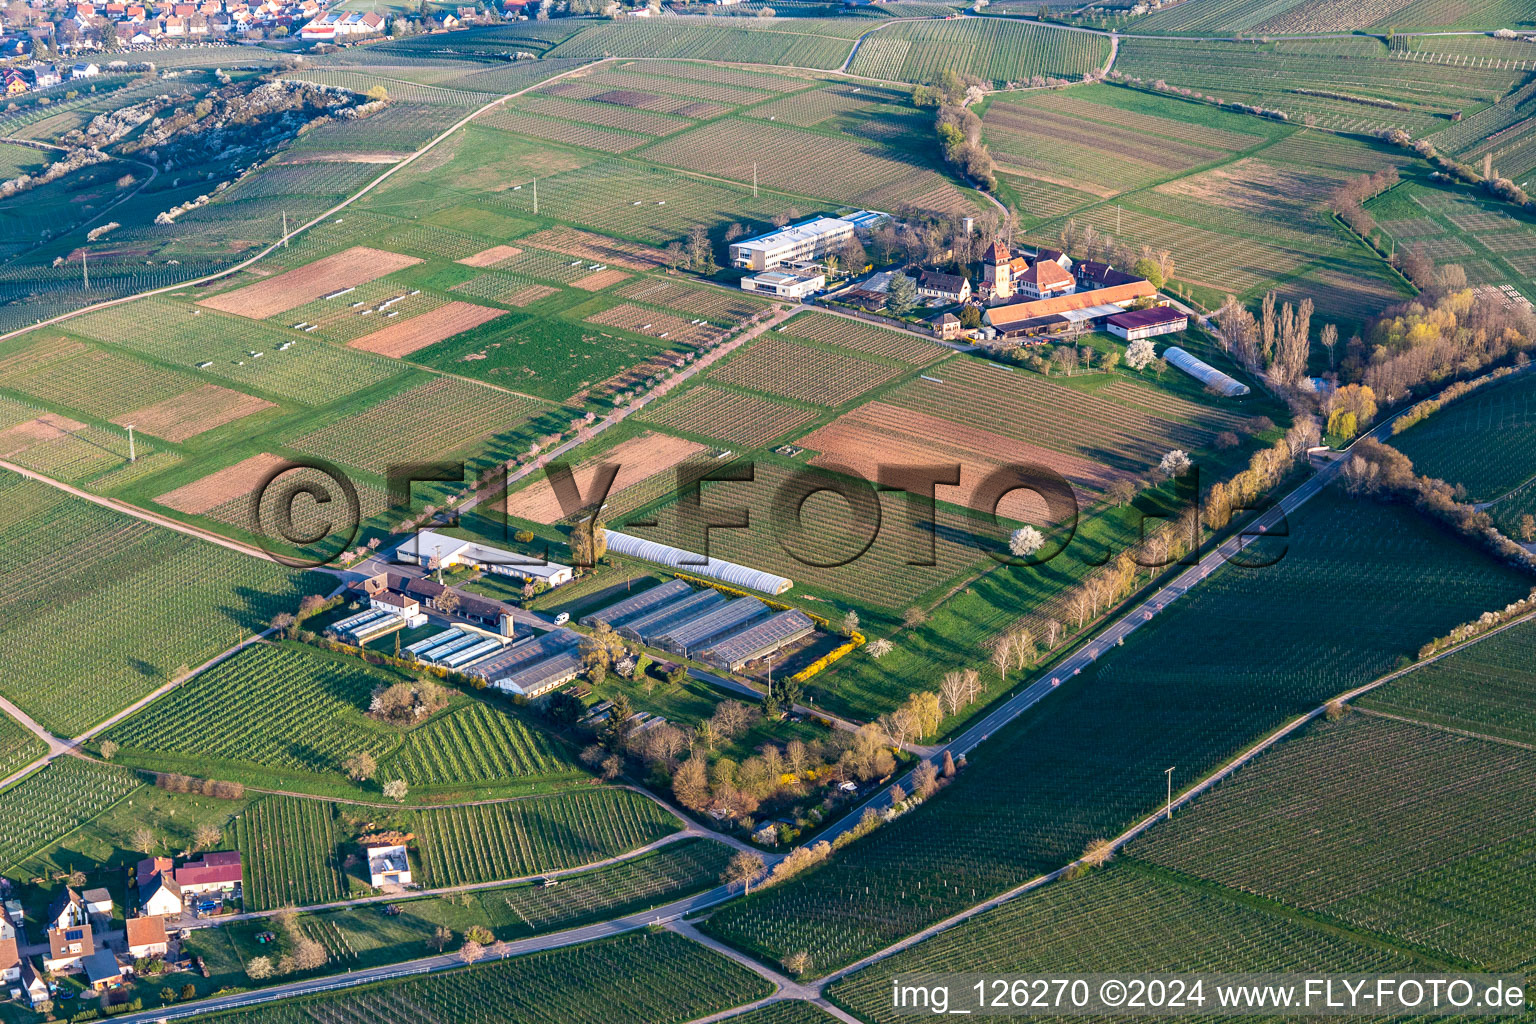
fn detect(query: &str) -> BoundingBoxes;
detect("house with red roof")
[173,851,242,895]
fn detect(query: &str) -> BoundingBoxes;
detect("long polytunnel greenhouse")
[603,531,794,595]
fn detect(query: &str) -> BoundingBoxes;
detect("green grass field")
[702,492,1533,970]
[1129,713,1536,970]
[198,930,773,1024]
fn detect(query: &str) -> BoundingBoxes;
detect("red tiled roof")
[1017,260,1074,289]
[125,915,167,950]
[987,280,1156,328]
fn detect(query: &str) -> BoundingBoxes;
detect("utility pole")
[1117,204,1122,235]
[532,177,538,216]
[753,162,758,198]
[1164,766,1175,820]
[282,211,289,248]
[126,424,136,463]
[81,249,88,291]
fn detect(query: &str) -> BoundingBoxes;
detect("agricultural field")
[0,759,140,872]
[776,311,946,365]
[383,702,583,788]
[701,492,1532,970]
[201,931,773,1024]
[288,375,549,477]
[548,19,860,69]
[710,335,902,406]
[881,356,1246,478]
[409,787,683,887]
[1369,178,1536,300]
[1388,366,1536,499]
[1129,713,1536,969]
[237,795,351,911]
[848,18,1108,85]
[299,839,731,968]
[0,472,328,737]
[501,430,709,525]
[826,865,1427,1022]
[639,119,972,215]
[1114,37,1528,136]
[640,383,818,448]
[617,457,1007,611]
[1135,0,1536,31]
[1360,617,1536,745]
[103,643,401,782]
[0,712,43,781]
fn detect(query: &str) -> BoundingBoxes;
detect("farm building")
[617,588,725,645]
[356,572,519,637]
[43,925,93,972]
[979,240,1033,301]
[396,530,573,588]
[1106,306,1188,341]
[369,590,424,622]
[730,216,856,272]
[740,269,825,298]
[579,578,692,629]
[651,596,770,657]
[984,280,1157,339]
[363,843,412,887]
[125,915,168,959]
[1162,346,1251,397]
[932,312,963,341]
[466,629,585,697]
[699,609,817,672]
[174,851,242,896]
[603,530,792,595]
[916,270,970,304]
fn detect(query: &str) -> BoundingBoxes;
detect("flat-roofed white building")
[730,217,854,272]
[740,269,825,298]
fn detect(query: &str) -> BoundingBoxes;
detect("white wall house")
[364,843,412,887]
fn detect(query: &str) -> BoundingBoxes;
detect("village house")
[43,924,93,973]
[355,571,518,637]
[125,914,168,959]
[0,936,19,989]
[916,269,970,304]
[139,873,182,918]
[1012,258,1076,301]
[931,311,963,341]
[0,904,22,943]
[174,851,242,896]
[2,70,29,96]
[30,62,59,86]
[19,959,48,1008]
[80,887,113,921]
[45,888,86,931]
